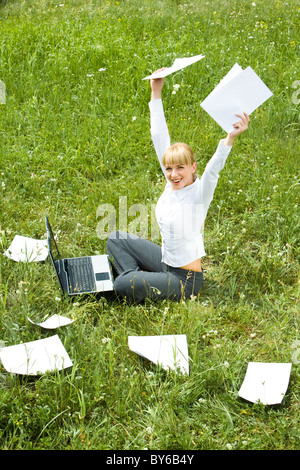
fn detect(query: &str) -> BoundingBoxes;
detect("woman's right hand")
[150,68,166,99]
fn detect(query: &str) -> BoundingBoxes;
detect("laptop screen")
[45,217,62,263]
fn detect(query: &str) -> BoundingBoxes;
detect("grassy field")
[0,0,299,451]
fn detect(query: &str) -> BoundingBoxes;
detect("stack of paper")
[128,334,189,374]
[143,54,205,80]
[238,362,292,405]
[4,235,48,262]
[0,335,73,375]
[201,63,273,133]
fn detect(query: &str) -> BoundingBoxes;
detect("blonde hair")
[162,142,196,167]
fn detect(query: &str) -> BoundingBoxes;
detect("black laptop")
[45,216,114,296]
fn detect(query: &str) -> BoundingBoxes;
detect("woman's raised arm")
[149,70,170,178]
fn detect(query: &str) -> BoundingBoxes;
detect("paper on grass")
[128,334,189,374]
[4,235,48,262]
[143,54,205,80]
[0,335,73,375]
[27,314,75,329]
[238,362,292,405]
[200,64,273,133]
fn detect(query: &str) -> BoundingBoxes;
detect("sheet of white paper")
[201,65,273,133]
[238,362,292,405]
[128,334,189,374]
[143,54,205,80]
[209,63,243,96]
[4,235,48,262]
[0,335,73,375]
[27,314,75,329]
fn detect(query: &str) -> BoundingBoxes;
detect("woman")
[107,71,249,302]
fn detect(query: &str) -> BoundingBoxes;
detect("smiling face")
[165,162,197,189]
[163,143,197,190]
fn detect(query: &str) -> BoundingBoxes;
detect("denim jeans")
[107,231,203,303]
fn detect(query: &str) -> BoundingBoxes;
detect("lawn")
[0,0,299,451]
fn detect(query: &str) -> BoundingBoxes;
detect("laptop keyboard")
[66,257,96,293]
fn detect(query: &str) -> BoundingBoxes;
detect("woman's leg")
[107,231,163,274]
[106,231,203,303]
[113,269,184,303]
[107,231,182,302]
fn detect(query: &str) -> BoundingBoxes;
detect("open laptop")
[45,216,114,296]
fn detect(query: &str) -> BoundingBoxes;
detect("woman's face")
[164,162,197,190]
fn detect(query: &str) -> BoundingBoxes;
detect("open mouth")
[171,178,182,185]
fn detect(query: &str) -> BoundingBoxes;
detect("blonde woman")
[107,71,249,302]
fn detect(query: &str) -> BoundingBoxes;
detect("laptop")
[45,216,114,296]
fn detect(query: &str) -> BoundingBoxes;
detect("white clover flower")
[102,337,111,344]
[198,397,206,403]
[172,83,180,94]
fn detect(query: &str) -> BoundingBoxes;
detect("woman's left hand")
[230,112,250,138]
[224,112,250,146]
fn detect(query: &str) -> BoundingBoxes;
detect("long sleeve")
[149,99,170,179]
[199,140,232,218]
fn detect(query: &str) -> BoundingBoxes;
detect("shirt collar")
[165,177,200,199]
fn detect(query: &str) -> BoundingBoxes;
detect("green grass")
[0,0,299,450]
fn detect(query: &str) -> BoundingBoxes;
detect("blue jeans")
[107,231,203,303]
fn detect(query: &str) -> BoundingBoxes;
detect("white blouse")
[149,98,232,267]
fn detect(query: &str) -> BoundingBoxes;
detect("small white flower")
[132,116,137,121]
[55,296,61,302]
[172,83,180,94]
[102,337,111,344]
